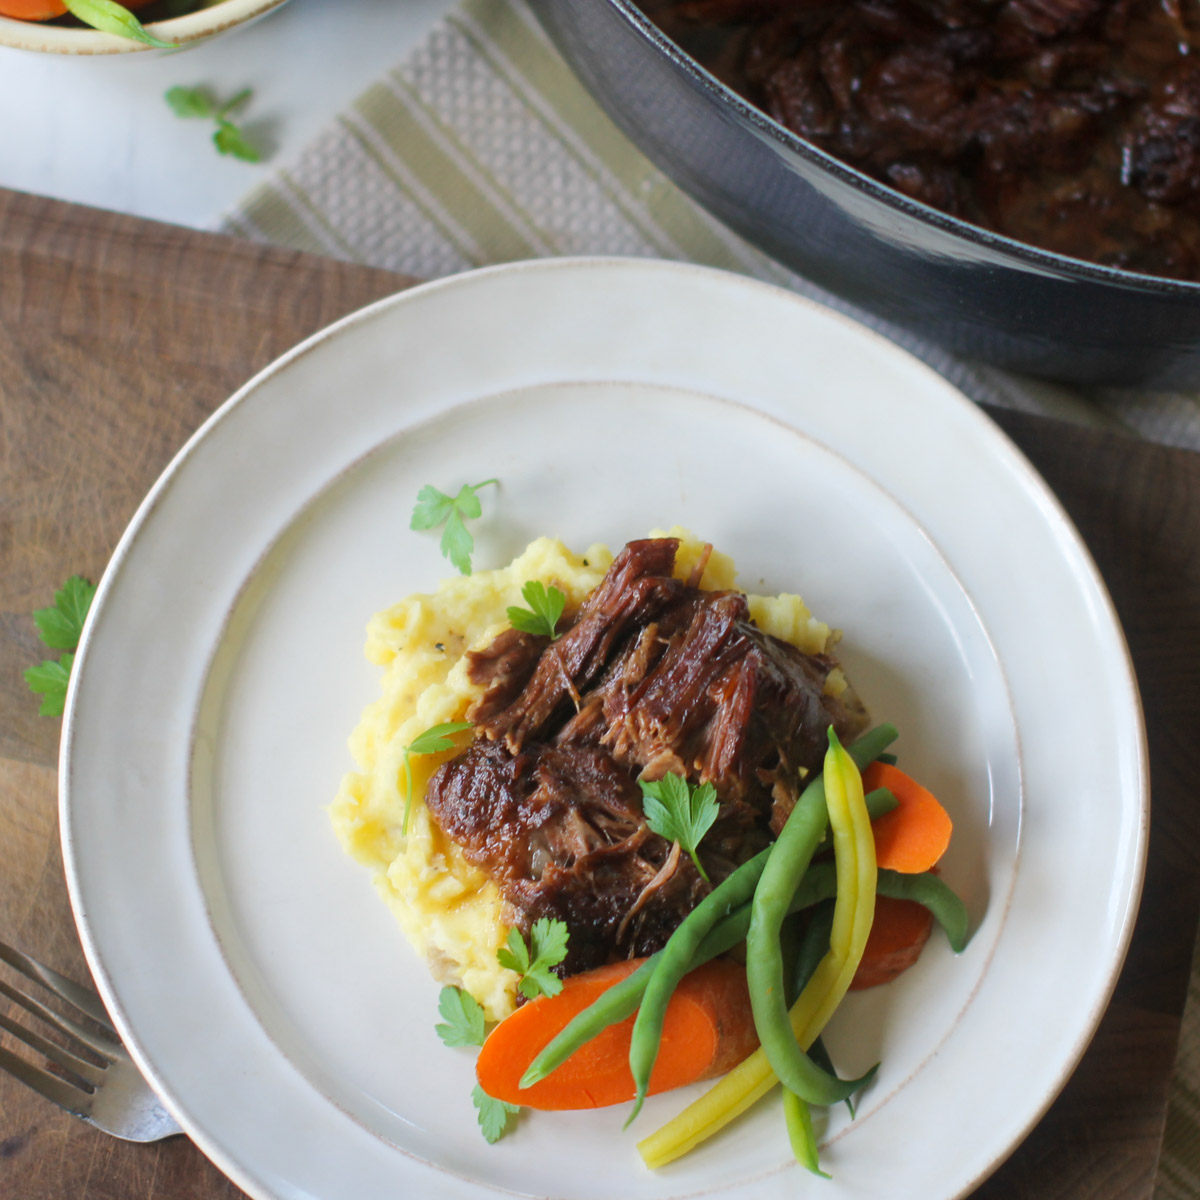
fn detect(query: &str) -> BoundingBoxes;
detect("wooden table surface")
[1,186,1199,1200]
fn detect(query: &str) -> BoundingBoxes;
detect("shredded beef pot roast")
[425,538,867,977]
[643,0,1200,280]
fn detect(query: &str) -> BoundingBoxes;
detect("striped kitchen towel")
[223,8,1200,1188]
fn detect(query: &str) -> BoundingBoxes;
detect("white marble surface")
[0,0,455,230]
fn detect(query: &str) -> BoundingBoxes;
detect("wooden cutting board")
[1,186,1198,1200]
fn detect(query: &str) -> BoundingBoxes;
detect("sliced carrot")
[861,761,953,874]
[0,1,69,17]
[849,895,934,990]
[476,958,758,1110]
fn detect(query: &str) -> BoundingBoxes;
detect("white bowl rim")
[0,0,288,54]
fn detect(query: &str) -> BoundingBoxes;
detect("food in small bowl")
[0,0,289,53]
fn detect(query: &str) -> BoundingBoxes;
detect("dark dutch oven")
[528,0,1200,388]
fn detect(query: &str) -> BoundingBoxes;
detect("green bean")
[784,1024,850,1166]
[845,724,901,773]
[787,900,855,1132]
[623,845,773,1123]
[638,864,964,1003]
[520,866,966,1092]
[866,786,898,820]
[727,862,961,956]
[789,906,852,1115]
[818,787,896,848]
[765,862,969,953]
[778,909,807,1008]
[808,1036,849,1109]
[782,1087,831,1178]
[522,892,759,1090]
[523,846,773,1091]
[782,870,968,1138]
[519,955,659,1088]
[788,900,835,1006]
[789,905,846,1109]
[689,726,897,968]
[874,870,970,953]
[745,735,884,1107]
[626,725,894,1119]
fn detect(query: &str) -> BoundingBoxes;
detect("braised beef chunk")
[425,538,868,974]
[464,628,547,725]
[427,738,703,972]
[473,539,685,751]
[641,0,1200,280]
[600,593,841,808]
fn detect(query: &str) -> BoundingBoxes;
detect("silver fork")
[0,940,181,1141]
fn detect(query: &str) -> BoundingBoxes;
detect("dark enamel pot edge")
[529,0,1200,389]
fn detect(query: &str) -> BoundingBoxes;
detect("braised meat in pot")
[643,0,1200,279]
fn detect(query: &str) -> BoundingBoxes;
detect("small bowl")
[0,0,289,55]
[530,0,1200,388]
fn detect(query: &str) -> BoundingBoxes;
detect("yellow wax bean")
[638,730,877,1170]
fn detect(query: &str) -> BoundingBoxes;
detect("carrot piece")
[849,895,934,990]
[476,958,759,1110]
[0,1,68,17]
[861,761,953,874]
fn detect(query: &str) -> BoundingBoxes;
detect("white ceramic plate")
[61,258,1147,1200]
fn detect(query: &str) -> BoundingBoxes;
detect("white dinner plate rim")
[58,255,1149,1200]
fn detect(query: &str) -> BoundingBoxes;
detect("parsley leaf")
[214,118,261,163]
[410,479,498,575]
[472,1084,519,1143]
[401,721,473,835]
[165,85,216,119]
[506,581,566,640]
[24,655,74,718]
[439,991,520,1144]
[435,986,486,1049]
[497,917,569,1000]
[407,722,473,757]
[33,576,96,651]
[165,85,263,163]
[25,575,96,718]
[64,0,176,47]
[218,87,253,118]
[639,774,720,883]
[496,930,531,977]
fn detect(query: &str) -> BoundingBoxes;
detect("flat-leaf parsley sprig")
[639,773,720,883]
[506,581,566,640]
[400,721,473,835]
[410,479,498,576]
[472,1084,520,1143]
[435,985,487,1048]
[497,917,570,1000]
[165,86,263,162]
[25,575,96,717]
[434,987,520,1143]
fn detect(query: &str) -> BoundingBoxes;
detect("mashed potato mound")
[330,528,846,1021]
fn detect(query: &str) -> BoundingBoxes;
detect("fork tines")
[0,943,120,1119]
